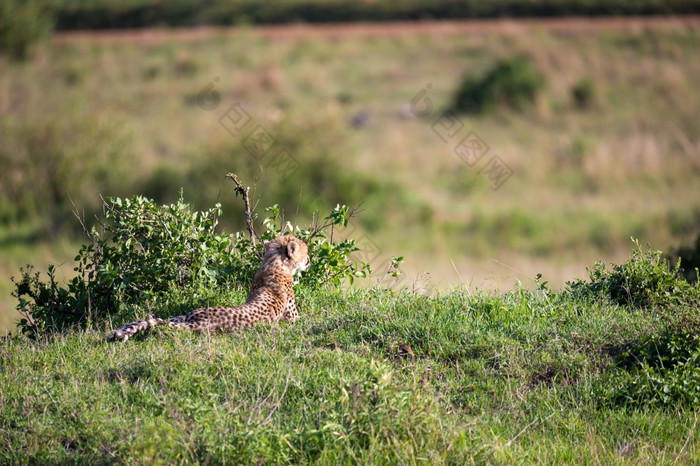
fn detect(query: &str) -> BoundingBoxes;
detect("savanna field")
[1,3,700,462]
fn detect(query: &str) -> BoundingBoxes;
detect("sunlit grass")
[2,280,699,463]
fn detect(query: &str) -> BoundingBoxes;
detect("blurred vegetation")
[669,233,700,283]
[41,0,700,30]
[0,118,134,234]
[571,78,596,109]
[140,117,423,234]
[450,57,545,113]
[0,111,421,238]
[0,0,53,60]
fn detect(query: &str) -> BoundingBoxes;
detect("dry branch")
[226,173,259,247]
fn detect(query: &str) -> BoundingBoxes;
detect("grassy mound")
[2,244,699,463]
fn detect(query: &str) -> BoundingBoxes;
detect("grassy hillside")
[2,249,699,463]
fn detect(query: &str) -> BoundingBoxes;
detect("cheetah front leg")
[283,303,300,323]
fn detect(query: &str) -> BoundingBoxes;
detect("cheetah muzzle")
[108,235,310,342]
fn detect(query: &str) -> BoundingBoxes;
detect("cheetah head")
[263,235,310,275]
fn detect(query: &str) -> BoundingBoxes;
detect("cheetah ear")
[286,240,298,258]
[263,240,271,252]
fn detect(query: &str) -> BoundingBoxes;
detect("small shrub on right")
[566,238,699,308]
[566,239,700,407]
[605,330,700,407]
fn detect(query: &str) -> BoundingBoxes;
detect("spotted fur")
[108,235,310,342]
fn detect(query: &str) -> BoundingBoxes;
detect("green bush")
[565,240,700,407]
[566,239,699,308]
[450,57,545,114]
[604,331,700,407]
[12,188,370,337]
[0,0,53,60]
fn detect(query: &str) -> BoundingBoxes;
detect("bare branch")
[226,173,259,247]
[376,259,399,287]
[319,261,370,286]
[69,194,95,245]
[261,372,291,427]
[308,204,364,236]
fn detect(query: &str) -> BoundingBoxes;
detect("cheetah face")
[294,254,311,275]
[263,235,310,275]
[287,238,310,275]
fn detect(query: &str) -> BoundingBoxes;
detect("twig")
[506,418,539,447]
[376,260,399,287]
[450,258,473,297]
[282,437,299,456]
[308,204,364,236]
[673,411,698,465]
[261,372,291,427]
[506,413,554,447]
[69,195,95,245]
[226,173,259,246]
[99,193,121,216]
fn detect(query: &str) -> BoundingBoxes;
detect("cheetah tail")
[108,315,166,342]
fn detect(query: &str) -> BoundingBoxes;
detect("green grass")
[2,284,699,463]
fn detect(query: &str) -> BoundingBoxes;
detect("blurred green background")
[2,0,700,333]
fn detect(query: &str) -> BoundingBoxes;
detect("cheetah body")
[109,235,309,342]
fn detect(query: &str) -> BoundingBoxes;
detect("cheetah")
[108,235,310,342]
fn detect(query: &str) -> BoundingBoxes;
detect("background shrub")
[668,233,700,283]
[0,0,53,60]
[571,78,596,109]
[140,116,424,234]
[450,57,545,113]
